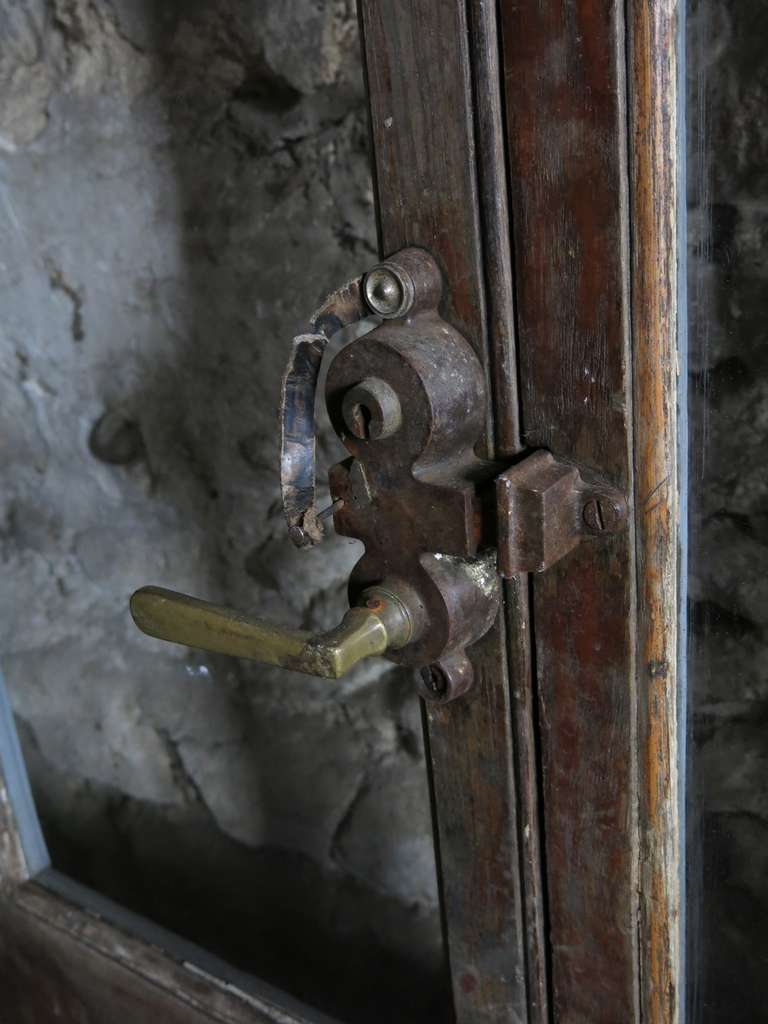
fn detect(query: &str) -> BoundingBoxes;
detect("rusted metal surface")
[135,247,504,696]
[279,250,446,550]
[628,1,683,1021]
[359,1,531,1018]
[309,276,367,339]
[500,1,639,1020]
[497,451,628,577]
[327,249,502,701]
[280,333,329,547]
[279,276,366,549]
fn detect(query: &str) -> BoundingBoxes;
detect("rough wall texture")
[688,0,768,1019]
[0,3,444,1021]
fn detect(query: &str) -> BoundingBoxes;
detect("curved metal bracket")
[280,333,329,547]
[279,275,368,548]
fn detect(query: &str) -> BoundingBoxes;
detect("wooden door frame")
[500,0,684,1020]
[629,4,685,1021]
[0,3,684,1022]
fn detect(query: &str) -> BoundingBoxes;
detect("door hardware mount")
[130,247,627,701]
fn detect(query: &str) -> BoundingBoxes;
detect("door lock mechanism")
[130,248,627,702]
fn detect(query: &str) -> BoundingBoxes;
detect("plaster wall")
[0,4,443,1020]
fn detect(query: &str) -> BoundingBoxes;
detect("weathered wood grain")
[467,0,521,462]
[359,2,536,1020]
[500,2,639,1020]
[628,2,683,1021]
[466,1,549,1018]
[501,574,549,1024]
[0,879,334,1024]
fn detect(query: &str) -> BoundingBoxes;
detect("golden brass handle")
[130,585,414,679]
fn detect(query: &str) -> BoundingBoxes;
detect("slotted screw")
[582,496,625,534]
[420,664,448,697]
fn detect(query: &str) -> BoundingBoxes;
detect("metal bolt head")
[289,524,310,548]
[420,664,448,697]
[418,653,475,703]
[363,264,414,318]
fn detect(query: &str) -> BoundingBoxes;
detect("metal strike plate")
[496,451,628,576]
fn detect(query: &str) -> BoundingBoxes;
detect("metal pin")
[318,498,344,521]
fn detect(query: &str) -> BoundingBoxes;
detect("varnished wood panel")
[628,2,683,1021]
[359,2,536,1020]
[500,2,639,1020]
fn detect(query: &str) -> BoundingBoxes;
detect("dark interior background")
[687,0,768,1019]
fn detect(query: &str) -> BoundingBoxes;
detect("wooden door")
[0,3,684,1022]
[359,1,684,1021]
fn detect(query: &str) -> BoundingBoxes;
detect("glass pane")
[687,1,768,1018]
[0,5,446,1021]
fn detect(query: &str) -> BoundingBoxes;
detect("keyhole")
[341,377,402,442]
[351,402,373,439]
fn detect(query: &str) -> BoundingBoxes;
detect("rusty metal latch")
[496,451,627,576]
[130,247,627,702]
[277,248,627,575]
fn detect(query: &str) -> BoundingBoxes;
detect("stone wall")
[687,0,768,1019]
[0,3,444,1021]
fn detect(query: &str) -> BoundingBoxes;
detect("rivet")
[363,264,414,318]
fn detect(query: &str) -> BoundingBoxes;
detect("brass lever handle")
[130,585,414,679]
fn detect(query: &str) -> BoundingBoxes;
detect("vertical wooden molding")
[466,0,550,1018]
[359,3,536,1020]
[499,1,639,1019]
[628,2,682,1022]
